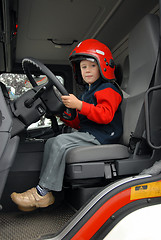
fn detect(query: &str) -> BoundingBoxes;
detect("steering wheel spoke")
[22,57,76,120]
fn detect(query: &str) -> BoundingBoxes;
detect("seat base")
[65,186,101,210]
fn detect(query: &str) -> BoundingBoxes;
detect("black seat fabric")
[65,14,160,180]
[66,144,129,164]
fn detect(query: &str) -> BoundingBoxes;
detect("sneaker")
[11,187,55,211]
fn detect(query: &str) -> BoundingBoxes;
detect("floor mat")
[0,204,75,240]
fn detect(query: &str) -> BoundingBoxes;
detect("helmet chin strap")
[109,79,123,99]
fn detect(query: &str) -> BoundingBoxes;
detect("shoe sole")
[18,205,37,212]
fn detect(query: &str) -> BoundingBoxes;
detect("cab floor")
[0,203,75,240]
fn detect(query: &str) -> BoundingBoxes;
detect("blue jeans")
[39,131,100,191]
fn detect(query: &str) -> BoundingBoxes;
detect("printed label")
[130,181,161,200]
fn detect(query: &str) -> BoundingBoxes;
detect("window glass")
[0,73,64,128]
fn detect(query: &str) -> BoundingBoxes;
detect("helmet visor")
[70,55,96,63]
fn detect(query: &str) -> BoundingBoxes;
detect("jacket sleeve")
[79,87,122,124]
[60,111,80,129]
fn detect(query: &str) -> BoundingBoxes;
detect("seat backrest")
[121,14,160,146]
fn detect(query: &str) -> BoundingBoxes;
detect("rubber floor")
[0,203,75,240]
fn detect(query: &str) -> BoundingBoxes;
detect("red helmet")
[69,39,115,84]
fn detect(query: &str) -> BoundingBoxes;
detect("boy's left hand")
[61,94,82,111]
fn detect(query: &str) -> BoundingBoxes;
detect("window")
[0,73,64,129]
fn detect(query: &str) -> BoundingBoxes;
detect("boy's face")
[80,60,100,85]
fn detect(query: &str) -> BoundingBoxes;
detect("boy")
[11,39,123,211]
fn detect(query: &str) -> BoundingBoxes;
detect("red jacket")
[62,78,122,144]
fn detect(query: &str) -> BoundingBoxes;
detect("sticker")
[130,181,161,200]
[96,49,105,55]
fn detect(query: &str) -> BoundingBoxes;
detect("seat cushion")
[65,144,130,164]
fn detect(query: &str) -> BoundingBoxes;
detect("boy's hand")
[61,94,82,111]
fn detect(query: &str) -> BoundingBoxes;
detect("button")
[37,105,45,114]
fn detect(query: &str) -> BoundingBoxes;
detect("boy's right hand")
[61,94,82,111]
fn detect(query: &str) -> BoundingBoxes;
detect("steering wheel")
[22,57,76,120]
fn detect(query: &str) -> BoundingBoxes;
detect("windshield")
[0,73,64,128]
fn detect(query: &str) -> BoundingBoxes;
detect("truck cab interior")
[0,0,161,239]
